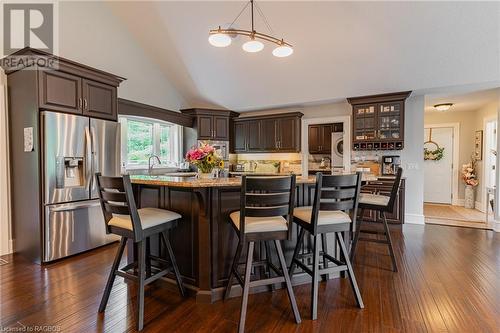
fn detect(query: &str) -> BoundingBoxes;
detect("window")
[119,116,182,169]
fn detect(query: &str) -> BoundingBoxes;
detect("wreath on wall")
[424,128,445,161]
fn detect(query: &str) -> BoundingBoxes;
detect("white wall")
[59,1,186,111]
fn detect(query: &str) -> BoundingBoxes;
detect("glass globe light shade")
[272,45,293,57]
[242,39,264,53]
[208,33,232,47]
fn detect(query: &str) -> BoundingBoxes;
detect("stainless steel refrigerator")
[41,111,120,262]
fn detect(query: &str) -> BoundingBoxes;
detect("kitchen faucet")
[148,155,161,174]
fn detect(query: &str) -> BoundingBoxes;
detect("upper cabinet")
[231,112,303,153]
[308,124,333,154]
[181,108,240,141]
[347,91,411,151]
[3,48,125,121]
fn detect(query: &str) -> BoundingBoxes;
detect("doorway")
[484,118,497,216]
[424,126,455,204]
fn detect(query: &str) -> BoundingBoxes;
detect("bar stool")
[95,173,185,331]
[289,172,364,320]
[350,167,403,272]
[224,175,301,333]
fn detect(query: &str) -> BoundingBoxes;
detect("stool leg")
[311,234,320,320]
[337,232,364,308]
[381,212,398,272]
[137,240,146,331]
[99,237,127,313]
[289,227,305,278]
[145,237,152,278]
[275,240,301,324]
[350,208,364,262]
[264,241,275,292]
[238,241,254,333]
[224,239,243,300]
[162,231,186,297]
[321,233,329,281]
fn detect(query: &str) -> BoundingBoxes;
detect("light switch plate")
[23,127,34,152]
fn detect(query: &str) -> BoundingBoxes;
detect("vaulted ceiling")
[108,1,500,112]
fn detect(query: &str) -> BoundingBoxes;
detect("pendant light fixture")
[208,0,293,57]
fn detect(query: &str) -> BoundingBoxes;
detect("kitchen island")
[129,175,328,303]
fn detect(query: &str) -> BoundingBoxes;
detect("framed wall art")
[474,130,483,160]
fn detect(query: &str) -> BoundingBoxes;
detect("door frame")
[424,123,460,206]
[0,82,12,255]
[482,116,497,213]
[301,115,351,173]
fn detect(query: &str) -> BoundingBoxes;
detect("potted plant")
[185,143,224,179]
[461,155,479,209]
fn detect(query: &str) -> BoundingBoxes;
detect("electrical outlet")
[406,162,418,170]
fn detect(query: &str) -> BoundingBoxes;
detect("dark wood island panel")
[129,176,334,303]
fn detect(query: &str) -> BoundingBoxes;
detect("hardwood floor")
[1,224,499,332]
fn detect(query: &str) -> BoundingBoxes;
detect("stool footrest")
[358,237,389,244]
[249,276,285,288]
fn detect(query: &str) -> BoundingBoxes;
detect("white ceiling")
[425,88,499,113]
[108,1,500,112]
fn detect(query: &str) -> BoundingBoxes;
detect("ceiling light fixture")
[208,0,293,57]
[434,103,453,112]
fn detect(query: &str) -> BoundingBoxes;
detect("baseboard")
[493,220,500,232]
[0,239,13,256]
[405,214,425,225]
[455,199,465,206]
[475,200,486,213]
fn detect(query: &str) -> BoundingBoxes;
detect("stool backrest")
[95,173,142,240]
[386,167,403,211]
[240,175,296,239]
[311,172,362,233]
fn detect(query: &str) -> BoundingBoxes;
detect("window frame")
[119,115,182,170]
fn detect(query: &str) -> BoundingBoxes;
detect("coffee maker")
[381,155,401,175]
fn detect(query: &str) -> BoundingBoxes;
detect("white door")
[424,127,454,204]
[485,120,497,189]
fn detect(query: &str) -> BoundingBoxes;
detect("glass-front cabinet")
[348,92,411,151]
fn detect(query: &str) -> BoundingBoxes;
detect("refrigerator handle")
[85,126,92,191]
[90,126,98,191]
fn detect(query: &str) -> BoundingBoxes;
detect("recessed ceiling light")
[434,103,453,112]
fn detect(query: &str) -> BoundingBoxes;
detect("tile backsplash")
[231,153,303,174]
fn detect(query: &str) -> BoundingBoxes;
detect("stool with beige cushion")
[95,173,185,331]
[289,172,364,320]
[350,167,403,272]
[224,175,301,333]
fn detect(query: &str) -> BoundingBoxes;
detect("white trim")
[482,116,496,215]
[475,200,486,213]
[301,115,351,175]
[0,81,12,255]
[406,214,425,225]
[424,123,460,205]
[455,199,465,206]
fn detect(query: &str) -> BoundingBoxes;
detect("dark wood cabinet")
[231,112,303,153]
[347,91,411,151]
[38,70,82,114]
[308,124,333,154]
[361,178,405,224]
[181,108,239,141]
[4,48,125,121]
[82,79,117,120]
[36,59,120,120]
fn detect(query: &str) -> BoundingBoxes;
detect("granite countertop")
[130,175,317,188]
[130,173,379,188]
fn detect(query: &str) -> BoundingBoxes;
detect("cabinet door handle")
[83,99,88,110]
[78,98,83,110]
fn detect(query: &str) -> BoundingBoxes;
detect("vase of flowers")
[185,143,224,179]
[461,155,479,209]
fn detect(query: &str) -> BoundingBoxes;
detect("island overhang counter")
[128,175,337,303]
